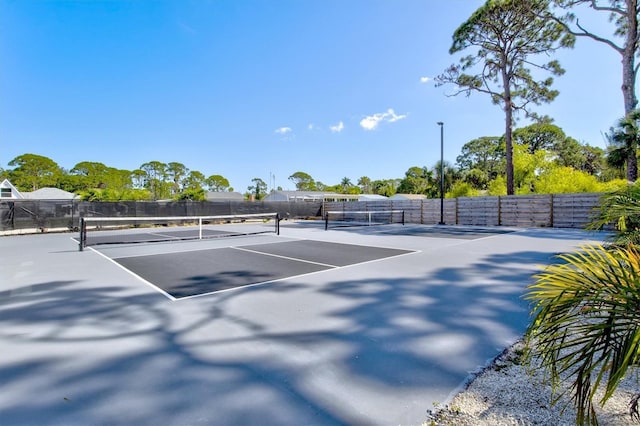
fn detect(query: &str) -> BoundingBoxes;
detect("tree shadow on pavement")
[0,246,567,425]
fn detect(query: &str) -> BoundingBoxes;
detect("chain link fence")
[0,200,323,234]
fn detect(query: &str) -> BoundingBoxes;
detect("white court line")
[146,231,184,238]
[82,245,177,301]
[231,246,339,268]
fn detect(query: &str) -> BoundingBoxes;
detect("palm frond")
[588,184,640,246]
[525,244,640,425]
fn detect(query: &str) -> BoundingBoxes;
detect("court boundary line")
[84,245,177,301]
[231,246,340,268]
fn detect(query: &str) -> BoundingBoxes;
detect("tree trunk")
[505,103,515,195]
[623,0,638,182]
[503,66,515,195]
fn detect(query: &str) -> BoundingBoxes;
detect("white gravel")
[426,340,640,426]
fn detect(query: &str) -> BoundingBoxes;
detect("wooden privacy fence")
[324,192,604,229]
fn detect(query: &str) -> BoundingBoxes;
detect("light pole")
[437,122,444,225]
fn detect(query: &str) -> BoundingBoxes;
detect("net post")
[79,217,85,251]
[276,213,280,235]
[198,217,203,240]
[401,210,405,226]
[324,212,329,231]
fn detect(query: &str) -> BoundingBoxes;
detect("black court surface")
[381,225,515,239]
[105,239,414,299]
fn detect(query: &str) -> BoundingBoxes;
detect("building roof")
[264,191,365,202]
[358,194,388,200]
[389,193,427,200]
[205,191,245,201]
[263,191,388,202]
[272,190,329,198]
[2,179,79,200]
[21,187,78,200]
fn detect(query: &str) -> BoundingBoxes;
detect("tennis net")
[79,212,280,250]
[324,210,404,230]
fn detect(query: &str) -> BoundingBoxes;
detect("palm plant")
[525,245,640,425]
[588,182,640,247]
[525,182,640,425]
[340,177,352,193]
[606,110,640,183]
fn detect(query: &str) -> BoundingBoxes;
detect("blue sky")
[0,0,625,192]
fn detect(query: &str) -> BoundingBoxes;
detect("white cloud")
[275,127,292,135]
[360,115,382,131]
[307,123,315,130]
[360,109,407,131]
[330,121,344,133]
[420,76,432,84]
[387,109,407,123]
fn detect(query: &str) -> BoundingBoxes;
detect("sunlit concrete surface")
[0,223,606,425]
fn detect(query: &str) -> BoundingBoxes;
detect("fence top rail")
[81,213,279,222]
[324,209,404,214]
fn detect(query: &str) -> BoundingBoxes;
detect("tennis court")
[96,238,414,299]
[0,218,607,425]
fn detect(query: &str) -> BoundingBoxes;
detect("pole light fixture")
[437,122,445,225]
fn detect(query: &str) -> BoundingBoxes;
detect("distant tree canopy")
[247,177,268,200]
[2,118,619,203]
[7,154,63,191]
[396,166,434,195]
[288,171,316,191]
[456,136,505,190]
[206,174,230,192]
[3,155,232,201]
[512,122,603,172]
[357,176,372,193]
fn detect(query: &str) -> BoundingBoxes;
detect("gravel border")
[426,340,640,426]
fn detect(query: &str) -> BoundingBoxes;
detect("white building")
[264,191,368,202]
[0,179,77,200]
[0,179,24,199]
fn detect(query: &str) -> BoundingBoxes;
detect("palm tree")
[606,110,640,183]
[340,177,352,193]
[358,176,372,194]
[588,183,640,247]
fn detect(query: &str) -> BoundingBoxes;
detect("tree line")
[289,120,631,198]
[0,119,633,201]
[0,156,232,201]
